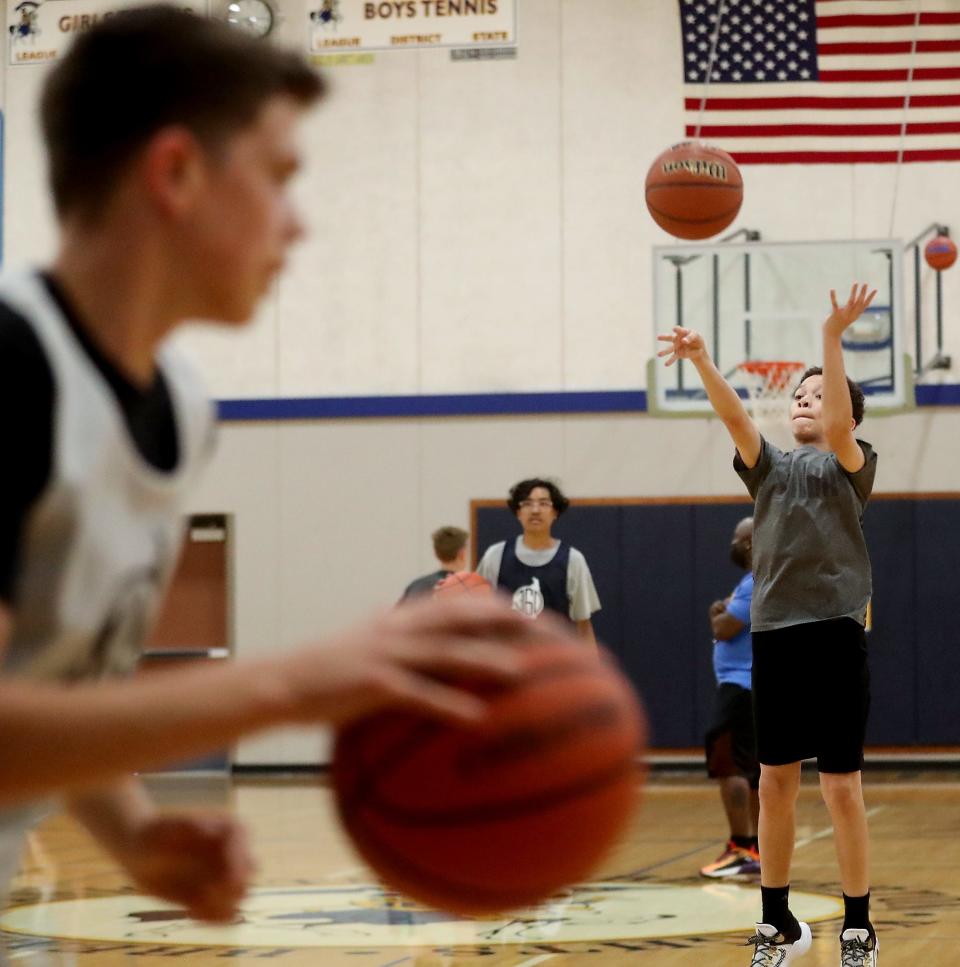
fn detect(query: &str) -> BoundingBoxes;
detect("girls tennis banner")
[7,0,207,66]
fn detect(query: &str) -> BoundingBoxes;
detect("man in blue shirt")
[700,516,760,878]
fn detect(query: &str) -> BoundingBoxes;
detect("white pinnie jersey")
[0,271,214,683]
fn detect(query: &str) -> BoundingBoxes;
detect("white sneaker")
[840,928,878,967]
[746,921,812,967]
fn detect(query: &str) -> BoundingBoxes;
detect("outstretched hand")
[657,327,707,366]
[283,593,584,728]
[824,283,877,337]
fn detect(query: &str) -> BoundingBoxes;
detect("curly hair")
[796,366,866,427]
[507,478,570,516]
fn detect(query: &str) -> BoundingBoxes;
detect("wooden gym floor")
[1,768,958,966]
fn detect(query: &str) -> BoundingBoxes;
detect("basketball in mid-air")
[433,571,492,595]
[924,234,957,271]
[332,640,647,914]
[645,141,743,240]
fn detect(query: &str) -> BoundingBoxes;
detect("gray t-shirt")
[734,437,877,632]
[476,537,601,621]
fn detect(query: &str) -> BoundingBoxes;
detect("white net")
[737,361,806,429]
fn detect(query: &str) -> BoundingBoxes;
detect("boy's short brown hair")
[41,5,326,218]
[432,527,468,564]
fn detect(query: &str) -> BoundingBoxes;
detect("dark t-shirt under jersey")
[400,568,454,600]
[0,273,178,603]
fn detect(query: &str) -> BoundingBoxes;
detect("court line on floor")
[794,805,885,849]
[863,781,960,791]
[324,810,884,895]
[321,865,369,881]
[621,840,722,876]
[371,939,558,967]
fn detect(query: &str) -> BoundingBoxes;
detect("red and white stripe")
[683,0,960,163]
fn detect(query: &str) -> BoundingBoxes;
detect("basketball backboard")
[648,239,912,417]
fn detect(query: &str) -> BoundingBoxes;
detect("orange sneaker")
[700,840,760,878]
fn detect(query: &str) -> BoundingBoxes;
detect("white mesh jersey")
[0,270,215,887]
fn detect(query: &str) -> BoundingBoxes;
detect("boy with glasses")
[476,478,600,645]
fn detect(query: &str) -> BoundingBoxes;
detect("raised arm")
[657,327,762,468]
[822,284,875,473]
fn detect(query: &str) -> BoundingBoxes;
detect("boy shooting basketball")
[659,284,879,967]
[0,6,575,923]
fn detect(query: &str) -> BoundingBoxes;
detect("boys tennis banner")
[309,0,516,53]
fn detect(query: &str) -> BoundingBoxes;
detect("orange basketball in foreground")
[433,571,492,595]
[332,642,647,914]
[924,234,957,271]
[645,141,743,240]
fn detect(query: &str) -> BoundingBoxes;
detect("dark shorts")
[752,617,870,773]
[705,682,760,788]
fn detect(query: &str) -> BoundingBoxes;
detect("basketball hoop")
[736,360,806,426]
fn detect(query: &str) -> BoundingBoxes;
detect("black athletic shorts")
[752,617,870,773]
[705,682,760,788]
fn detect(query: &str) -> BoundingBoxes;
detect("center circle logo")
[0,883,841,947]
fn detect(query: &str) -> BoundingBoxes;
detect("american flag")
[681,0,960,163]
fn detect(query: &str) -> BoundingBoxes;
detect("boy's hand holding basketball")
[278,594,581,728]
[657,326,708,366]
[824,283,877,338]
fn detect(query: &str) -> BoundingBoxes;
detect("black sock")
[732,834,753,850]
[761,885,801,941]
[842,892,874,938]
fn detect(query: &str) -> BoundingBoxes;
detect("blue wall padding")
[477,496,957,750]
